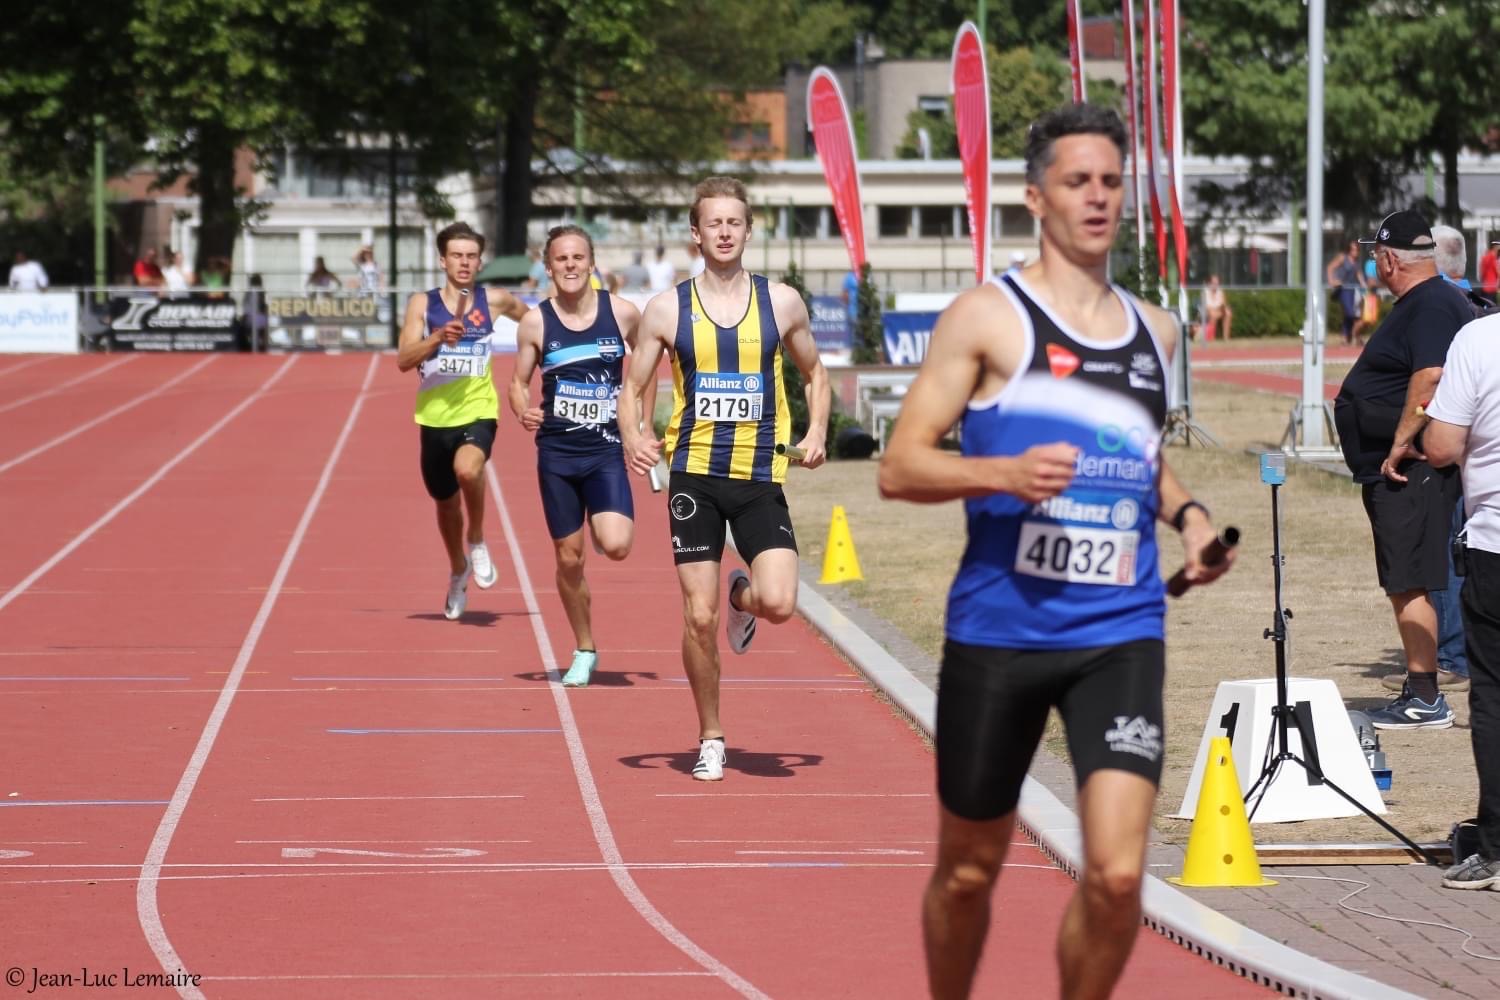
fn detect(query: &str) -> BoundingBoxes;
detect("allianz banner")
[109,293,240,351]
[882,311,941,365]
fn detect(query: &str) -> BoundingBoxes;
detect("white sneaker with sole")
[693,738,726,781]
[468,542,497,589]
[725,569,756,654]
[444,561,471,620]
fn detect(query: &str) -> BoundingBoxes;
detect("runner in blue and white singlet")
[878,104,1236,1000]
[536,289,627,456]
[945,271,1169,651]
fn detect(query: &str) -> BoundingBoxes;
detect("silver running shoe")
[468,541,497,589]
[693,738,726,781]
[444,561,471,621]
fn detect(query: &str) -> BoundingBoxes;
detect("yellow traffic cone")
[1167,736,1276,888]
[818,505,864,584]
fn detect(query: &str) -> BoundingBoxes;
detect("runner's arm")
[490,287,530,322]
[508,310,546,432]
[396,293,456,372]
[616,298,658,437]
[773,283,830,469]
[618,293,673,475]
[879,286,1077,503]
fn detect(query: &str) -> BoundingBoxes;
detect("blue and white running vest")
[536,290,626,457]
[945,273,1169,650]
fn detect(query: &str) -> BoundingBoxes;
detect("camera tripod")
[1241,455,1439,865]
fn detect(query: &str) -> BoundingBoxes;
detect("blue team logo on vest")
[596,336,622,361]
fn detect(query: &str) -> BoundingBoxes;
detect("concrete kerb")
[793,580,1424,1000]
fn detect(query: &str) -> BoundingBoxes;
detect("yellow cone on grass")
[819,505,864,584]
[1168,736,1276,888]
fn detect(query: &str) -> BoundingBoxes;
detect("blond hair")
[690,176,752,230]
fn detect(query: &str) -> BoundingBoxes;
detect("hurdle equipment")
[1169,737,1276,888]
[818,505,863,584]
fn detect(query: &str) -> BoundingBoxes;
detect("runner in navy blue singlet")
[509,225,654,687]
[879,104,1236,1000]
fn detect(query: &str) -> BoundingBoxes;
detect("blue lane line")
[0,800,171,808]
[326,728,562,735]
[0,677,190,682]
[293,677,508,682]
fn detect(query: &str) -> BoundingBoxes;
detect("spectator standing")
[306,256,339,292]
[1433,224,1495,317]
[241,274,268,352]
[526,246,550,293]
[160,248,191,298]
[646,245,676,292]
[1327,240,1365,346]
[1479,241,1499,297]
[133,248,164,288]
[353,245,381,293]
[1333,210,1470,730]
[619,250,650,291]
[1424,307,1500,890]
[1201,273,1233,341]
[7,250,48,291]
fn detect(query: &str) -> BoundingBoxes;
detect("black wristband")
[1172,500,1209,532]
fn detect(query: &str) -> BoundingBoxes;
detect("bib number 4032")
[1015,522,1136,587]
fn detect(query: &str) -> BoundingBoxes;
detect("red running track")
[0,354,1269,998]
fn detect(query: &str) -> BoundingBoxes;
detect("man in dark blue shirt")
[1334,210,1471,730]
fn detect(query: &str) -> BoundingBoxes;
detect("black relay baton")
[1166,526,1240,598]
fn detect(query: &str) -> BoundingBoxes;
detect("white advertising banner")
[0,292,79,353]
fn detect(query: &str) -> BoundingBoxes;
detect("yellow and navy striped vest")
[414,286,499,428]
[665,274,791,483]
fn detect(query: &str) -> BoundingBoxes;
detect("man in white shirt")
[1425,311,1500,890]
[8,251,48,291]
[646,245,676,292]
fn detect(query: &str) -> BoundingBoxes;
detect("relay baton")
[775,443,806,462]
[1166,526,1240,597]
[649,465,663,493]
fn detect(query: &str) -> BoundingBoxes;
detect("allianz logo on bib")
[1031,496,1139,529]
[1105,716,1162,761]
[698,373,759,392]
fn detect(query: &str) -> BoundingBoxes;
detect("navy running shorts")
[537,448,634,539]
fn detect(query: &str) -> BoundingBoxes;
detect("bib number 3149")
[1015,522,1136,587]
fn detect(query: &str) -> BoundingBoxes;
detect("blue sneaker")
[1367,690,1455,730]
[561,649,597,688]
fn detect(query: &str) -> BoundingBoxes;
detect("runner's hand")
[794,432,827,470]
[625,432,662,476]
[1180,517,1234,588]
[519,406,544,432]
[1000,443,1078,502]
[439,318,465,345]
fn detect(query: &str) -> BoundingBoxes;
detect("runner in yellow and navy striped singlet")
[396,220,527,622]
[617,175,831,783]
[665,273,791,483]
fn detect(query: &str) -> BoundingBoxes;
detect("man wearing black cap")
[1334,210,1471,730]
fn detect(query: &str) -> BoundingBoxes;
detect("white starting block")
[1175,678,1386,824]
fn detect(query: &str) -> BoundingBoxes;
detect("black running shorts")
[666,471,797,565]
[1360,461,1461,595]
[935,638,1166,821]
[418,419,497,500]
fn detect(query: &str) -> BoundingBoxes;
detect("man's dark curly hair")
[1023,103,1129,186]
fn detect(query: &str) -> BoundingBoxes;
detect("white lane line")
[205,972,712,983]
[658,792,930,798]
[0,354,138,416]
[0,355,300,615]
[136,353,377,999]
[488,463,771,1000]
[0,356,216,475]
[0,356,57,378]
[235,840,532,845]
[250,794,524,802]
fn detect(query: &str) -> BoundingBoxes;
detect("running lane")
[0,355,371,984]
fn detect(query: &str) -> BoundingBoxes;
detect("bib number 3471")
[1014,522,1136,587]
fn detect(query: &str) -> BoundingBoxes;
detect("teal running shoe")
[562,649,598,687]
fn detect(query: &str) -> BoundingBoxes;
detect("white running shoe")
[468,541,497,589]
[444,561,471,621]
[725,568,756,654]
[693,738,726,781]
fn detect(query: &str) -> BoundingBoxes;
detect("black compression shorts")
[935,638,1166,821]
[666,471,797,565]
[418,419,496,500]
